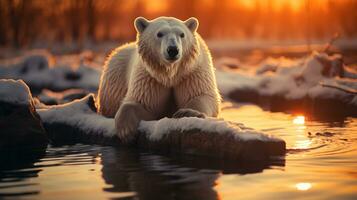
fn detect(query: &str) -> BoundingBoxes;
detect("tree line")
[0,0,357,48]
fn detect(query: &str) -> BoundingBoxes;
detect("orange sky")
[145,0,330,13]
[232,0,326,12]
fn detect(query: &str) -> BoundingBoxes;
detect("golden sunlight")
[293,116,305,125]
[145,0,168,13]
[238,0,304,11]
[295,182,312,191]
[293,115,310,149]
[294,139,312,149]
[272,0,304,12]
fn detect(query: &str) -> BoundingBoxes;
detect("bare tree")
[7,0,24,47]
[86,0,96,41]
[0,0,7,45]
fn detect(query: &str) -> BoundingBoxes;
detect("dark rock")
[0,79,48,151]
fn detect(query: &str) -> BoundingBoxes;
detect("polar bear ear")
[134,17,149,33]
[184,17,199,32]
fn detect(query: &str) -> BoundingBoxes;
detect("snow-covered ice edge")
[36,94,285,161]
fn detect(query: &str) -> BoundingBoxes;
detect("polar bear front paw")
[115,122,138,144]
[114,105,140,144]
[172,108,206,118]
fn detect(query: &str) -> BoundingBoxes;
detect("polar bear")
[97,16,221,143]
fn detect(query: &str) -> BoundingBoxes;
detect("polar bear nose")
[167,46,179,59]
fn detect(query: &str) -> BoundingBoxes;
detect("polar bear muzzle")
[167,45,179,60]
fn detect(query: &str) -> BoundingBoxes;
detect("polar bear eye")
[157,32,163,38]
[180,33,185,38]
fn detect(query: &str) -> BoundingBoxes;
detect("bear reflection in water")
[0,145,284,199]
[101,147,285,200]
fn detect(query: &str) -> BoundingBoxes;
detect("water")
[0,102,356,200]
[218,102,357,199]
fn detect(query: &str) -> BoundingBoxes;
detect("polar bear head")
[134,16,199,79]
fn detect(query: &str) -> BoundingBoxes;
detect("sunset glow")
[1,0,355,45]
[0,0,356,199]
[238,0,305,12]
[295,139,312,149]
[145,0,168,13]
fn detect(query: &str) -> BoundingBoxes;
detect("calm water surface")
[1,102,356,200]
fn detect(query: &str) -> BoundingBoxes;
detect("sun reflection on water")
[291,115,311,149]
[293,116,305,125]
[294,139,312,149]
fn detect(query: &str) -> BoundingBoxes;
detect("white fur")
[97,17,221,142]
